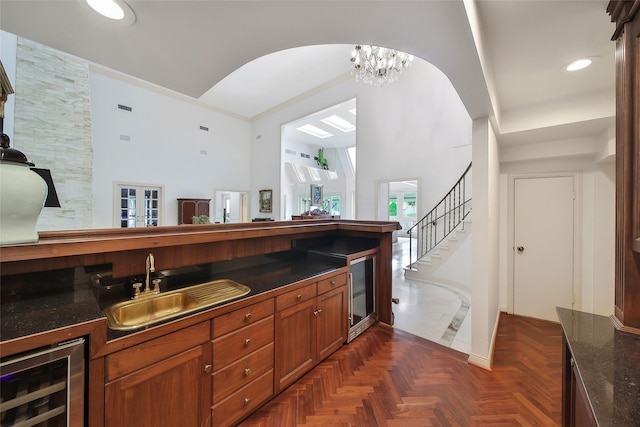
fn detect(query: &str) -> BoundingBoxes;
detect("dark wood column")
[608,0,640,332]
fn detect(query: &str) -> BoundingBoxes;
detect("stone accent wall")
[14,37,93,231]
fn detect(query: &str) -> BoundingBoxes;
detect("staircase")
[404,214,472,283]
[405,163,472,281]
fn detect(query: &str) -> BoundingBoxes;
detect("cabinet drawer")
[106,322,210,381]
[212,316,273,370]
[276,284,316,311]
[212,370,273,427]
[213,299,274,338]
[212,342,273,404]
[317,272,347,295]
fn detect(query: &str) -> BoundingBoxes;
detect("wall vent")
[117,104,132,112]
[199,126,209,131]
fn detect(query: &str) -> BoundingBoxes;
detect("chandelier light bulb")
[350,44,414,87]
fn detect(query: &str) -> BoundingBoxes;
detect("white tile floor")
[391,237,471,354]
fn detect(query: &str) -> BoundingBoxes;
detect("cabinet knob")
[244,368,251,377]
[297,294,302,300]
[245,312,252,320]
[313,309,323,316]
[331,280,336,285]
[570,357,575,368]
[204,364,212,374]
[243,398,251,406]
[245,338,251,346]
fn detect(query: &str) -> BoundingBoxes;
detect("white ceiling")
[0,0,616,146]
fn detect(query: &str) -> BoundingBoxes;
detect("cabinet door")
[570,360,597,427]
[274,298,316,392]
[317,285,348,361]
[105,345,210,427]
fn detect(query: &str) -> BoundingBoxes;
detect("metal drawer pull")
[244,368,251,376]
[331,280,336,285]
[245,338,251,345]
[314,309,323,316]
[296,294,302,300]
[244,398,251,406]
[245,312,252,320]
[204,364,212,374]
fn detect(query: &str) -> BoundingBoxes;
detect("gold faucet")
[132,253,161,299]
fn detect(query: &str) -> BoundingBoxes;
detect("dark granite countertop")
[556,308,640,426]
[294,236,378,259]
[1,249,346,343]
[1,281,104,343]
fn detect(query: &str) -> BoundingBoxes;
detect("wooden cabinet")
[211,299,275,427]
[608,0,640,331]
[274,273,348,392]
[178,198,211,225]
[104,322,211,427]
[316,273,348,360]
[561,338,597,427]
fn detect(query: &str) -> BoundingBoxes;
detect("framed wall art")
[310,184,323,207]
[259,189,272,213]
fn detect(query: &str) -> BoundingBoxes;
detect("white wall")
[251,58,472,221]
[470,118,501,369]
[499,152,615,318]
[89,69,252,228]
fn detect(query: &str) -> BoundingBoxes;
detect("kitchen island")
[0,219,399,427]
[557,307,640,426]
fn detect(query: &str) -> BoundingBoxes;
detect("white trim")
[467,309,501,371]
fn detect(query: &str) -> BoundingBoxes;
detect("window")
[325,195,341,216]
[389,194,398,217]
[115,184,162,227]
[298,194,340,216]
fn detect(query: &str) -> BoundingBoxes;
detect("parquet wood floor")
[240,312,562,427]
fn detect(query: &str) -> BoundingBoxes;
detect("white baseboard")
[467,310,501,371]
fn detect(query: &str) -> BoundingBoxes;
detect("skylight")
[320,115,355,132]
[294,164,307,183]
[308,167,321,181]
[296,124,333,139]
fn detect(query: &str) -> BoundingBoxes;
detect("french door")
[115,183,162,228]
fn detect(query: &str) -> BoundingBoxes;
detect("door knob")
[517,246,525,252]
[391,298,400,304]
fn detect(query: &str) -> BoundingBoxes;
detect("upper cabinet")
[607,0,640,331]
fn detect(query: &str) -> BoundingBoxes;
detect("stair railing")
[406,163,472,270]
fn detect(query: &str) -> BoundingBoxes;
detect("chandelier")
[350,45,414,86]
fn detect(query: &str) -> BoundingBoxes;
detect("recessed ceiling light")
[85,0,136,24]
[296,124,333,139]
[321,115,355,132]
[565,57,596,72]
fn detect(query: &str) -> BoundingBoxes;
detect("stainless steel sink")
[104,279,250,330]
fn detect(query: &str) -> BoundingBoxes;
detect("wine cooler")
[348,254,376,342]
[1,338,85,427]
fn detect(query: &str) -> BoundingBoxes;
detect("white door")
[513,176,575,321]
